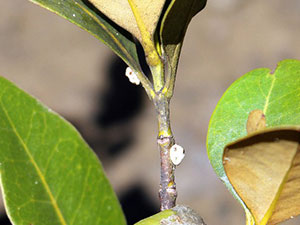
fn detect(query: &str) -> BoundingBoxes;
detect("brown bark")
[158,136,177,210]
[154,95,177,210]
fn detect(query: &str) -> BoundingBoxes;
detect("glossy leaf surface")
[0,77,126,225]
[160,0,207,76]
[207,59,300,224]
[29,0,141,72]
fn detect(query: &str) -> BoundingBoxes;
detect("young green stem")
[154,95,177,210]
[136,71,155,99]
[151,63,165,92]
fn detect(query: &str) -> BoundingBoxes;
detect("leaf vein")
[0,100,67,225]
[70,166,92,225]
[263,75,276,114]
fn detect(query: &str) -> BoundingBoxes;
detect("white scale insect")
[170,144,185,166]
[125,67,184,165]
[125,67,140,85]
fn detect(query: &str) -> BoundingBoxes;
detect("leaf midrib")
[127,0,149,42]
[263,74,276,115]
[258,148,298,225]
[0,101,67,225]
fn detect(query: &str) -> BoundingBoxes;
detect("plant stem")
[136,71,155,99]
[151,63,165,92]
[154,95,177,211]
[162,56,176,99]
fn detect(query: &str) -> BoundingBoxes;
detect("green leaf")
[159,0,207,77]
[207,59,300,225]
[0,77,126,225]
[29,0,141,72]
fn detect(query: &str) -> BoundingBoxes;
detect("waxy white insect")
[125,67,140,85]
[170,144,185,166]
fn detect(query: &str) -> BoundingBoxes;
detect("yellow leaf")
[223,128,300,225]
[88,0,165,44]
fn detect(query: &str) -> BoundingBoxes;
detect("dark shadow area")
[226,129,300,151]
[0,214,12,225]
[93,56,145,158]
[135,42,151,79]
[106,136,133,157]
[119,184,159,225]
[71,55,147,162]
[72,117,135,163]
[61,54,153,191]
[96,56,145,127]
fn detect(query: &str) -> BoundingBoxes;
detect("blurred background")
[0,0,300,224]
